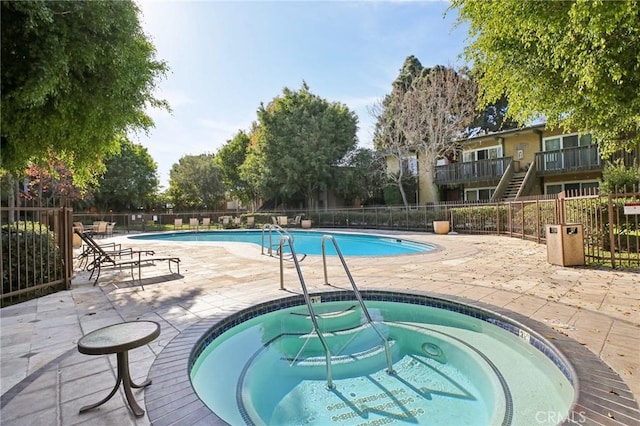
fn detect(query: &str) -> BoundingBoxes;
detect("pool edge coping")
[144,289,640,426]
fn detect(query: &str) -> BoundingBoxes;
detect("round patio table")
[77,321,160,417]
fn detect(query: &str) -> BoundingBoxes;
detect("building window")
[543,133,592,151]
[401,155,418,176]
[465,187,494,201]
[463,145,502,162]
[545,180,599,196]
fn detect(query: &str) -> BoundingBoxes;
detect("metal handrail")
[321,235,394,375]
[278,235,334,389]
[261,223,289,256]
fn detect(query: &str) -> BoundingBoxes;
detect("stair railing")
[490,158,515,202]
[321,235,394,375]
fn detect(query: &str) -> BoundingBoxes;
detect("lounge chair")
[174,218,183,229]
[75,229,152,272]
[221,216,231,228]
[75,230,180,289]
[202,218,211,228]
[278,216,288,227]
[189,218,199,229]
[291,215,302,227]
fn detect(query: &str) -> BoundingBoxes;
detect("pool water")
[130,230,434,256]
[190,299,574,425]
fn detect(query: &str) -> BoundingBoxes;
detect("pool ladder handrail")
[321,234,395,375]
[261,223,292,257]
[277,234,335,389]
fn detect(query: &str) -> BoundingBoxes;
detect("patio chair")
[75,230,180,289]
[94,221,108,238]
[246,216,255,228]
[278,216,288,227]
[221,216,231,228]
[105,222,116,237]
[291,215,302,227]
[189,218,199,229]
[174,218,183,229]
[202,218,211,228]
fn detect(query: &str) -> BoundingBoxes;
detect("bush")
[600,159,640,194]
[1,221,63,304]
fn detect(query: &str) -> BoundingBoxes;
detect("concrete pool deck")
[1,231,638,425]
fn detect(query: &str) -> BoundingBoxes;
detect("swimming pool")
[189,291,575,425]
[129,230,434,256]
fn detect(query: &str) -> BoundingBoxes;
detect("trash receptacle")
[546,224,585,266]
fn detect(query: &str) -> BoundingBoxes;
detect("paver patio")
[1,231,638,425]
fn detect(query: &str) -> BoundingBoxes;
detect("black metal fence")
[2,188,637,305]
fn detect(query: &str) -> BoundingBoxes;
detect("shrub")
[600,159,640,194]
[1,221,63,304]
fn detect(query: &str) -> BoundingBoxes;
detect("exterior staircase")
[502,172,526,201]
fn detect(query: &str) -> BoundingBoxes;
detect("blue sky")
[135,1,468,189]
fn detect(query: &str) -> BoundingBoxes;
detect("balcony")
[534,145,602,175]
[435,157,512,185]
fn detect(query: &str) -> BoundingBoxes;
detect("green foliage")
[452,0,640,156]
[383,176,417,206]
[216,130,256,207]
[451,205,509,232]
[600,160,640,194]
[92,137,159,211]
[1,221,63,303]
[169,154,225,210]
[383,186,404,206]
[1,1,168,184]
[245,83,358,209]
[333,148,384,206]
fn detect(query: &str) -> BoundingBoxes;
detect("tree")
[169,154,225,210]
[370,92,414,207]
[373,57,477,204]
[92,137,159,211]
[21,157,87,208]
[466,94,519,137]
[215,130,258,210]
[400,65,477,199]
[451,0,640,156]
[247,83,358,209]
[333,148,385,206]
[1,1,168,184]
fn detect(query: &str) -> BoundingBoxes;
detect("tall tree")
[466,94,519,137]
[1,1,168,184]
[451,0,640,156]
[400,65,477,199]
[247,83,358,209]
[371,92,414,207]
[169,154,225,210]
[333,148,385,206]
[92,137,159,211]
[215,130,258,210]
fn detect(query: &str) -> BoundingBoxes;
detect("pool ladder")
[260,224,306,261]
[276,233,394,390]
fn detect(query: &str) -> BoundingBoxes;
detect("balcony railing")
[435,157,512,185]
[535,145,602,175]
